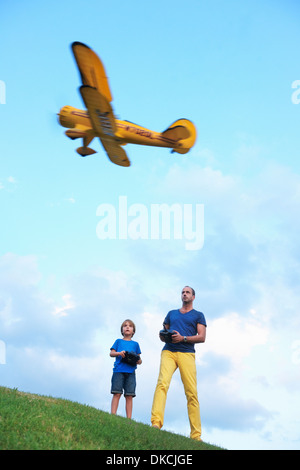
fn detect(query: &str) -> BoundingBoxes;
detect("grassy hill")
[0,386,224,450]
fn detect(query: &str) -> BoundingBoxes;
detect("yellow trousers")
[151,350,202,440]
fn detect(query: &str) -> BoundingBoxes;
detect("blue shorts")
[111,372,136,397]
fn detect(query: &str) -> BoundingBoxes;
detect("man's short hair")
[183,286,195,296]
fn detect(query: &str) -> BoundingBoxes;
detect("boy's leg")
[178,353,202,440]
[125,395,133,418]
[124,372,136,419]
[151,350,177,429]
[111,372,124,415]
[111,393,121,414]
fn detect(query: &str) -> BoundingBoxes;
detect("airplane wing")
[71,41,113,103]
[79,85,117,137]
[100,138,130,167]
[79,85,130,167]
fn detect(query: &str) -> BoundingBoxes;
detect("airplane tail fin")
[162,119,197,154]
[161,125,190,142]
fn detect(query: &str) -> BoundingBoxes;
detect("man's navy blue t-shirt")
[163,309,207,353]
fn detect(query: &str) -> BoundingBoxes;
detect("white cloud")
[53,294,75,317]
[200,311,269,368]
[148,157,300,247]
[0,176,17,191]
[7,176,16,184]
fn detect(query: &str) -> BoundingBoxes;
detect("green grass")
[0,386,224,450]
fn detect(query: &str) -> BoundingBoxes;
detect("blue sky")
[1,0,300,450]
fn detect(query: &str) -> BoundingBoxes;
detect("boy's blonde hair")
[121,319,136,337]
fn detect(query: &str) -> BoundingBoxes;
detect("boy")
[110,319,142,418]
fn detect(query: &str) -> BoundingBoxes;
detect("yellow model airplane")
[58,42,197,167]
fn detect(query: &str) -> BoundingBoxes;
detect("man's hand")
[159,329,176,343]
[171,330,183,343]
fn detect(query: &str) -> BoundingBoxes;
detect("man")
[151,286,206,441]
